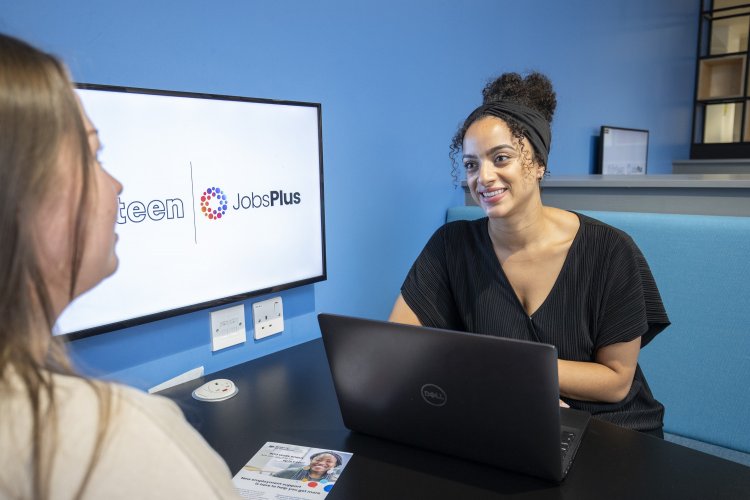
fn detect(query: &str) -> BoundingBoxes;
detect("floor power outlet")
[252,297,284,340]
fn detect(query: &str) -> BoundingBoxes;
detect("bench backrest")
[446,206,750,453]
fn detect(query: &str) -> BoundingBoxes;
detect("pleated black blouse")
[401,212,670,432]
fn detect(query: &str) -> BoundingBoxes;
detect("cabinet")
[692,0,750,158]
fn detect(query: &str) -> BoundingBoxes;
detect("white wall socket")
[210,304,247,352]
[253,296,284,340]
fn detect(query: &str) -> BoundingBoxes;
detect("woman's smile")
[478,187,508,205]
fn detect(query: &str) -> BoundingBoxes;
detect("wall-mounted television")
[598,126,649,175]
[56,85,326,339]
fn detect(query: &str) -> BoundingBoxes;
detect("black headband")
[465,101,551,166]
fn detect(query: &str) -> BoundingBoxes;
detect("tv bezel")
[67,83,327,341]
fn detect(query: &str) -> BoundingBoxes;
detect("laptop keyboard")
[560,430,576,459]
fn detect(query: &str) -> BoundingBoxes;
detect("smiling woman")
[272,451,343,482]
[389,72,671,437]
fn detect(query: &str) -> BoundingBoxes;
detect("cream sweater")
[0,371,239,499]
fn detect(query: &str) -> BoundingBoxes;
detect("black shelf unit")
[691,0,750,159]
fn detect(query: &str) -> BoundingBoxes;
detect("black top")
[401,213,670,431]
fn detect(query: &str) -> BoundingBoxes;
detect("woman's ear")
[536,164,546,180]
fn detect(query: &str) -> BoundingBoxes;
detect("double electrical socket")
[253,296,284,340]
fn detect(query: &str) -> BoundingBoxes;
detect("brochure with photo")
[233,442,352,499]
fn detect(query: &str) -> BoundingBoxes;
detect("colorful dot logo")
[200,186,228,220]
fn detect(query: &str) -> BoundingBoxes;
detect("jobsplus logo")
[197,184,302,222]
[200,186,228,220]
[232,190,301,210]
[420,383,447,407]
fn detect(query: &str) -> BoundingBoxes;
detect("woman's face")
[309,454,338,475]
[34,97,123,313]
[75,107,123,296]
[463,116,544,219]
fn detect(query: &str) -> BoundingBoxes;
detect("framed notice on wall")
[598,126,649,175]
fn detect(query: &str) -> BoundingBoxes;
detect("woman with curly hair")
[272,451,343,483]
[0,33,238,499]
[390,72,670,436]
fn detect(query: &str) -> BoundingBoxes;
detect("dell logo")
[421,384,447,407]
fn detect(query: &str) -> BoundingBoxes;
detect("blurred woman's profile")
[0,33,239,499]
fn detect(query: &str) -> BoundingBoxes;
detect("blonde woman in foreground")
[0,33,239,499]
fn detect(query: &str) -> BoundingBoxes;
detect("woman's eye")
[464,161,477,171]
[494,154,509,164]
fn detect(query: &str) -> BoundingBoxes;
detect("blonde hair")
[0,33,112,499]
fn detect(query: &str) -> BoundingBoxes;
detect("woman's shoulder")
[49,373,185,428]
[438,216,487,240]
[421,217,487,259]
[2,371,236,498]
[108,378,186,421]
[572,211,639,250]
[53,374,237,498]
[413,217,486,254]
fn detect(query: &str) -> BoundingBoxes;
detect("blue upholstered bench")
[446,206,750,466]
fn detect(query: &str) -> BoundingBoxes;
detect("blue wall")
[0,0,699,389]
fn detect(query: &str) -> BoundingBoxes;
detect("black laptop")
[317,313,590,482]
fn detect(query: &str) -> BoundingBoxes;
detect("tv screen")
[598,126,649,175]
[56,85,326,338]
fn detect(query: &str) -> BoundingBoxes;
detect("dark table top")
[160,339,750,500]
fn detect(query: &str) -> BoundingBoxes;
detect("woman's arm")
[392,298,641,404]
[388,294,422,326]
[558,337,641,403]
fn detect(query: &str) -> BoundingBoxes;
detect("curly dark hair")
[449,71,557,184]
